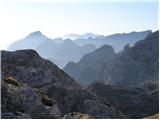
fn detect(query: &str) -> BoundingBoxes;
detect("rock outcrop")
[63,112,94,119]
[1,78,61,119]
[144,113,159,119]
[1,49,79,88]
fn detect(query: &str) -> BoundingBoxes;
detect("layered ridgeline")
[7,30,151,68]
[75,30,151,52]
[2,31,159,119]
[36,39,96,68]
[105,30,159,86]
[7,31,96,68]
[7,31,49,50]
[64,31,159,86]
[62,33,100,40]
[63,31,159,118]
[1,50,126,119]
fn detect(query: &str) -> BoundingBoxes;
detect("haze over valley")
[7,30,151,68]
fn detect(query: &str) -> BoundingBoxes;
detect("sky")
[0,0,158,49]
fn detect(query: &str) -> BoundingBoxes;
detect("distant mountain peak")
[29,31,42,35]
[100,44,113,49]
[62,34,80,40]
[82,33,100,39]
[63,39,75,44]
[96,44,115,53]
[62,32,101,40]
[83,32,97,36]
[25,31,44,39]
[7,31,48,51]
[62,39,77,47]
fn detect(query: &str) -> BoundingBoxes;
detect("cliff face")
[105,31,159,86]
[1,49,125,119]
[64,45,116,85]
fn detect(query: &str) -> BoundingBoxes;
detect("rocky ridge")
[1,49,126,119]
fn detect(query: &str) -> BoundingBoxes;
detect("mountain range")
[75,30,151,52]
[62,33,100,40]
[1,45,158,118]
[35,39,96,68]
[8,31,96,68]
[1,30,159,119]
[7,30,151,68]
[64,31,159,86]
[8,31,49,50]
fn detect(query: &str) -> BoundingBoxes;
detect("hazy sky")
[0,0,158,49]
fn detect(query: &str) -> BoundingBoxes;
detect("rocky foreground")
[1,50,126,119]
[1,48,159,119]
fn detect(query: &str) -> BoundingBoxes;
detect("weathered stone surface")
[1,49,79,88]
[81,99,126,119]
[1,112,31,119]
[1,77,62,119]
[144,113,159,119]
[63,112,94,119]
[88,82,159,118]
